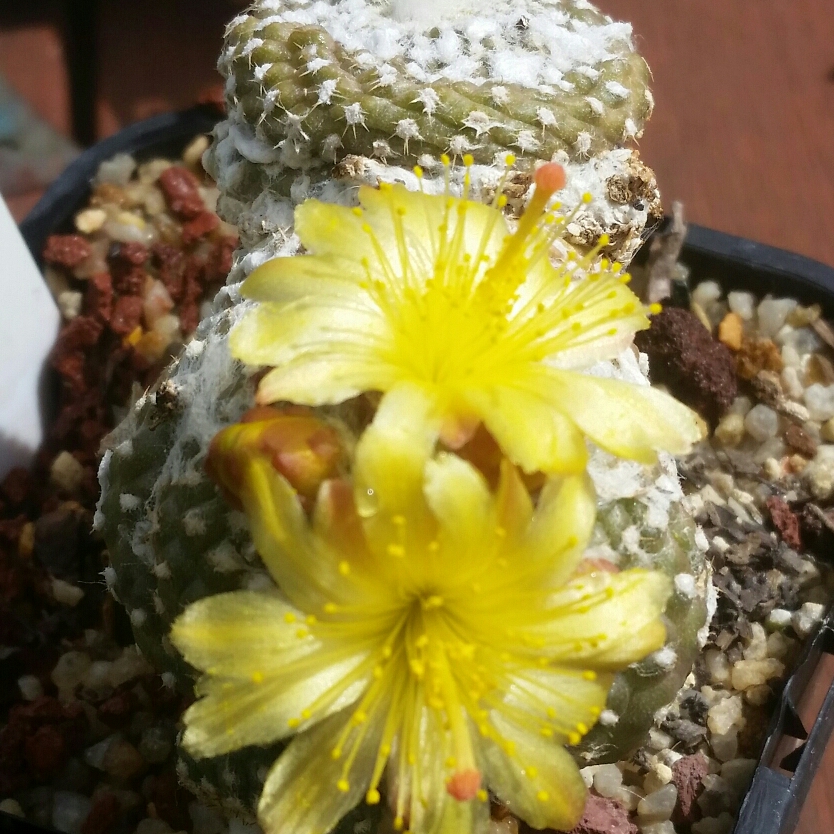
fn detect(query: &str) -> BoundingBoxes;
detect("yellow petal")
[241,255,367,301]
[230,300,392,405]
[258,708,384,834]
[171,592,373,757]
[294,200,376,262]
[492,459,534,544]
[467,383,588,475]
[358,185,509,290]
[494,666,610,748]
[423,452,490,551]
[521,473,597,588]
[541,569,672,670]
[542,370,706,462]
[353,383,441,560]
[480,714,588,831]
[241,458,355,610]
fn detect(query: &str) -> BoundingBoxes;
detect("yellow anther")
[463,153,474,167]
[338,560,351,575]
[497,194,508,208]
[382,646,392,659]
[413,165,423,178]
[410,659,425,677]
[598,233,610,247]
[296,628,308,639]
[337,779,350,793]
[445,756,457,768]
[351,207,363,216]
[477,789,489,802]
[546,707,556,719]
[284,612,297,624]
[387,543,405,557]
[582,192,593,204]
[288,718,300,728]
[568,731,581,745]
[324,602,338,614]
[590,706,601,717]
[423,595,444,609]
[619,272,632,283]
[428,540,440,553]
[379,182,392,192]
[505,153,517,166]
[353,710,367,724]
[392,514,406,526]
[373,665,383,678]
[440,154,450,166]
[306,614,317,625]
[582,670,597,681]
[301,709,312,720]
[649,302,663,315]
[540,727,553,738]
[527,766,538,778]
[416,634,429,648]
[577,723,588,735]
[331,747,342,760]
[536,790,549,802]
[251,671,264,684]
[366,788,381,805]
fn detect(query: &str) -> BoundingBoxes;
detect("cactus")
[205,0,661,266]
[96,0,706,825]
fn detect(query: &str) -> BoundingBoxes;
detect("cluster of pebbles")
[3,148,834,833]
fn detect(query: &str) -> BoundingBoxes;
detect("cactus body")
[97,0,697,821]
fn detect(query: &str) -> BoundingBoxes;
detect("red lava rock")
[149,769,192,831]
[85,272,114,323]
[24,723,67,776]
[634,306,738,425]
[211,235,238,280]
[152,243,186,303]
[158,166,204,220]
[44,234,92,269]
[81,791,120,834]
[0,720,29,794]
[178,260,205,335]
[181,210,219,245]
[110,296,144,336]
[1,467,34,507]
[98,689,136,727]
[766,496,803,550]
[784,422,818,459]
[55,315,104,352]
[561,794,638,834]
[111,266,146,296]
[52,351,86,390]
[672,752,710,823]
[116,242,149,266]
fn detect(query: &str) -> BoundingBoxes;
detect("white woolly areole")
[236,0,635,91]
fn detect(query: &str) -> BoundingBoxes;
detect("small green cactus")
[221,0,653,169]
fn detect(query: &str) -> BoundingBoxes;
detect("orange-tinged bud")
[571,557,620,578]
[206,407,345,510]
[533,162,566,195]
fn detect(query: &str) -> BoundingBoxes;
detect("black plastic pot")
[9,109,834,834]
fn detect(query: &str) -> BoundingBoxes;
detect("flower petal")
[171,592,374,757]
[466,383,588,475]
[353,383,441,561]
[521,473,597,588]
[480,714,588,831]
[230,299,393,406]
[423,453,490,551]
[540,569,672,669]
[542,370,706,462]
[241,255,367,301]
[294,200,376,262]
[258,707,385,834]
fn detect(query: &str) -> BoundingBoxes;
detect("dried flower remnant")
[231,158,704,476]
[170,405,672,834]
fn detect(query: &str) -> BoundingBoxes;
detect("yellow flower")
[231,160,704,475]
[170,398,672,834]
